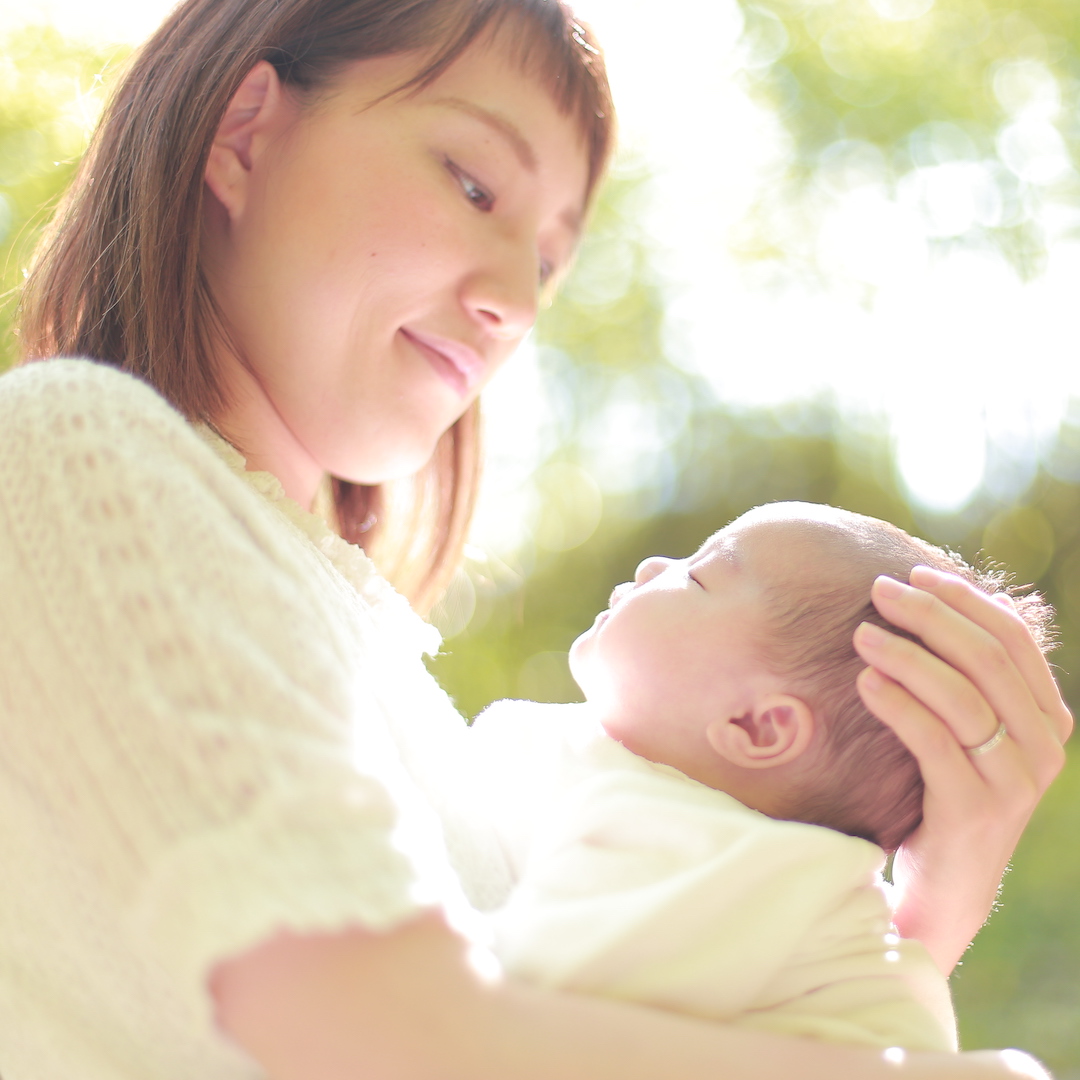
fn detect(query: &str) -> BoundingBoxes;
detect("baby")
[470,502,1054,1051]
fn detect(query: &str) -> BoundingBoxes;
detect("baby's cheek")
[612,659,675,730]
[583,606,670,701]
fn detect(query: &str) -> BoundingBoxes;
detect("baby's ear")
[705,694,815,770]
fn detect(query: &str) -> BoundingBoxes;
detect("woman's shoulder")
[0,357,275,582]
[0,358,251,523]
[0,357,190,447]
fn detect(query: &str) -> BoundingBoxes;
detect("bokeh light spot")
[533,462,603,553]
[893,407,986,513]
[739,5,788,69]
[993,59,1061,119]
[998,118,1071,186]
[429,567,478,641]
[869,0,934,22]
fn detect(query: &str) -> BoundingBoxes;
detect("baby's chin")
[566,625,593,683]
[568,638,615,715]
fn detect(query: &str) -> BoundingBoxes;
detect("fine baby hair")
[756,505,1056,852]
[18,0,614,612]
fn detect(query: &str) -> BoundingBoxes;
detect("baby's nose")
[634,556,674,585]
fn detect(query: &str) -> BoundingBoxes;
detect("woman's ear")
[205,61,289,221]
[704,694,815,770]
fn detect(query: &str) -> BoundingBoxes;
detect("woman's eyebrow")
[431,97,538,173]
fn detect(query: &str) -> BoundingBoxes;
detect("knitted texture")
[0,359,506,1080]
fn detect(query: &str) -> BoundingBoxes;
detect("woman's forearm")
[888,838,1004,975]
[856,569,1073,976]
[212,913,1050,1080]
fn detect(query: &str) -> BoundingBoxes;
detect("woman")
[4,0,1070,1076]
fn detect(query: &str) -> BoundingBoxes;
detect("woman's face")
[203,37,590,500]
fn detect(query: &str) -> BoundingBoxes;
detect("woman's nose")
[461,238,541,341]
[634,556,673,585]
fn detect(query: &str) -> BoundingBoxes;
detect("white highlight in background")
[0,0,177,44]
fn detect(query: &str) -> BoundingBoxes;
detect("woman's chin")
[328,436,442,487]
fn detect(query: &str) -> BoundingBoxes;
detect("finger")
[855,618,1065,792]
[856,667,1036,828]
[868,577,1061,753]
[856,667,991,799]
[854,621,1004,750]
[963,1049,1054,1080]
[908,565,1072,743]
[909,565,1063,707]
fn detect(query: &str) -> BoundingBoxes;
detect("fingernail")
[859,667,885,692]
[909,564,948,585]
[874,575,905,599]
[856,621,889,647]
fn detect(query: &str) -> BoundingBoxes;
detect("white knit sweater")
[0,359,510,1080]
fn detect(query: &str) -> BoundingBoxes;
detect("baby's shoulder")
[584,767,887,884]
[471,699,597,753]
[746,814,889,894]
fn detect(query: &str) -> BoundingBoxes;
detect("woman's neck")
[212,366,326,512]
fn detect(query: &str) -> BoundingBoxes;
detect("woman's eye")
[448,160,495,212]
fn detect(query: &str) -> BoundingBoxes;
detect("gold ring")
[964,721,1008,756]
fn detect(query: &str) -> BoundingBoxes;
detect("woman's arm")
[212,912,1050,1080]
[854,566,1072,974]
[211,563,1070,1078]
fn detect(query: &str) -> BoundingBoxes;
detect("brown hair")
[756,507,1055,852]
[16,0,614,612]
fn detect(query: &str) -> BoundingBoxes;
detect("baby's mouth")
[590,582,633,628]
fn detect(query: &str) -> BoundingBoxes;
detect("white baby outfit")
[0,360,511,1080]
[473,699,957,1052]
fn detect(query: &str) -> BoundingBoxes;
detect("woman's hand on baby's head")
[852,566,1071,975]
[859,566,1069,777]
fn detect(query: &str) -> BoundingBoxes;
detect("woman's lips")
[401,328,484,397]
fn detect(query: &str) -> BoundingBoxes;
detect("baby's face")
[569,503,846,771]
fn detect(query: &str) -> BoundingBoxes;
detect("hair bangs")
[383,1,614,196]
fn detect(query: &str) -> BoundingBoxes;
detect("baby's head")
[568,502,1055,851]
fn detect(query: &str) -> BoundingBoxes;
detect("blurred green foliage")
[3,8,1079,1076]
[733,0,1080,284]
[0,27,128,365]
